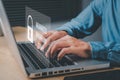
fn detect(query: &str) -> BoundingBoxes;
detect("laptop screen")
[0,0,27,76]
[0,18,3,36]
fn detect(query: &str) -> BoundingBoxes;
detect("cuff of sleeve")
[89,42,108,59]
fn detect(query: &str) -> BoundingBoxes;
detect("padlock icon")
[27,15,33,43]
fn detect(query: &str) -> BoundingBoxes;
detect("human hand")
[35,30,68,51]
[45,35,91,60]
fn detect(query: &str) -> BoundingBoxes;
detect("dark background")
[2,0,91,27]
[3,0,102,41]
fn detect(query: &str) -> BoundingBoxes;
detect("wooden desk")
[0,27,120,80]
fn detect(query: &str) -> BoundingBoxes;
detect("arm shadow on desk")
[64,70,120,80]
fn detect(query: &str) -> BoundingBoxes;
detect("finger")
[35,39,42,49]
[41,31,67,51]
[40,32,58,51]
[57,47,71,60]
[35,32,46,48]
[40,37,52,51]
[45,43,52,58]
[45,41,58,58]
[50,40,69,57]
[43,31,53,38]
[48,36,71,58]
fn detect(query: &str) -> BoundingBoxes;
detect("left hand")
[45,35,92,60]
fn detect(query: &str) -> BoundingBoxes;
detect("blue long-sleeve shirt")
[56,0,120,64]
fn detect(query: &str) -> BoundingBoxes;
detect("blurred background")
[2,0,102,41]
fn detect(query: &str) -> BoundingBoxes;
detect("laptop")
[0,17,3,36]
[0,0,110,79]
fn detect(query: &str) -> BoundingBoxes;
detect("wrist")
[84,42,92,58]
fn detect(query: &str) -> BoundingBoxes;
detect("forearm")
[56,0,102,38]
[89,42,120,64]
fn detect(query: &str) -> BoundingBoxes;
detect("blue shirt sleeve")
[56,0,120,64]
[90,42,120,64]
[56,0,105,38]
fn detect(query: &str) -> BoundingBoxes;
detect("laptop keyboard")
[17,43,75,70]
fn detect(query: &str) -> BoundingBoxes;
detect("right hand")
[35,30,68,51]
